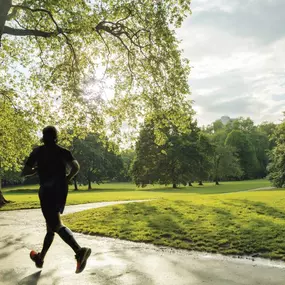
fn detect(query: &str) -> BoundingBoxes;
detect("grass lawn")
[3,179,285,260]
[1,179,271,211]
[62,186,285,260]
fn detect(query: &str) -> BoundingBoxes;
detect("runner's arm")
[66,160,80,183]
[21,149,38,177]
[21,165,38,177]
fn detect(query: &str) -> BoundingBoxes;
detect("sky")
[177,0,285,127]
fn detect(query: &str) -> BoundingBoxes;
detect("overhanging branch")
[11,5,62,33]
[3,25,55,37]
[5,4,78,66]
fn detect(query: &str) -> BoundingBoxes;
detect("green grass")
[1,180,271,211]
[3,179,285,260]
[62,188,285,260]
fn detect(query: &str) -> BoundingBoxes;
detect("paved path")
[1,200,285,285]
[250,186,276,191]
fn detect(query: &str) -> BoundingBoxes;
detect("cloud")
[177,0,285,126]
[189,0,285,44]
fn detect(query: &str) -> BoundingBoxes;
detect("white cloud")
[178,0,285,126]
[193,0,239,14]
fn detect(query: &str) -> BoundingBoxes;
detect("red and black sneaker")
[75,247,91,274]
[30,250,44,268]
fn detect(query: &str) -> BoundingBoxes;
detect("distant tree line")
[2,115,285,190]
[130,117,278,188]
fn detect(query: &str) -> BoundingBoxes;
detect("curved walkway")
[0,200,285,285]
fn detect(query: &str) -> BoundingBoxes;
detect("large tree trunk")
[0,178,9,207]
[172,183,177,189]
[0,0,12,42]
[74,177,78,191]
[0,190,8,207]
[215,179,219,185]
[198,181,203,186]
[88,179,92,190]
[188,182,192,186]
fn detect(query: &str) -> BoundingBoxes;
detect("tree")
[209,128,244,184]
[118,149,135,182]
[267,119,285,187]
[251,131,269,178]
[156,134,190,188]
[0,91,37,206]
[258,122,277,150]
[131,117,210,188]
[160,127,207,188]
[1,170,23,187]
[0,0,192,136]
[225,129,259,179]
[212,143,243,184]
[130,120,161,187]
[195,132,213,185]
[72,134,123,189]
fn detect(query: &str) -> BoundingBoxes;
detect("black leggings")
[42,210,62,232]
[39,185,67,232]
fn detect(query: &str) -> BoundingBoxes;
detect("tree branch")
[3,25,55,37]
[97,30,110,79]
[9,4,78,66]
[0,89,19,112]
[11,5,62,33]
[0,0,12,44]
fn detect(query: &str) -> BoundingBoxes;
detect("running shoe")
[75,247,91,274]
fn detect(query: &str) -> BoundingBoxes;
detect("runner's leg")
[51,212,81,254]
[39,224,55,261]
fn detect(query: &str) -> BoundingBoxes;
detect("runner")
[21,126,91,274]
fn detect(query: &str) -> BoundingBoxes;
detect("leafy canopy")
[267,116,285,187]
[1,0,192,136]
[0,90,37,173]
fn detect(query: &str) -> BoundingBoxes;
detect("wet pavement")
[1,200,285,285]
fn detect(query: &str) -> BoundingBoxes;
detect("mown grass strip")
[0,180,272,211]
[63,190,285,260]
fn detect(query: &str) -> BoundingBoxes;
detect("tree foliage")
[130,120,162,187]
[72,133,123,189]
[211,142,243,184]
[130,116,212,188]
[0,90,37,205]
[267,118,285,188]
[0,0,192,136]
[206,117,270,180]
[119,149,135,182]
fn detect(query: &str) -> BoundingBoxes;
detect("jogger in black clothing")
[21,126,91,274]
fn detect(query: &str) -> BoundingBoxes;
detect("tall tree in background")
[225,129,259,179]
[206,117,271,181]
[119,149,135,182]
[131,114,211,188]
[267,117,285,188]
[195,132,213,185]
[258,122,277,150]
[156,132,192,188]
[211,144,243,184]
[130,120,161,187]
[72,134,123,189]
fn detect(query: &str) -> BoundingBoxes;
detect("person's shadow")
[18,271,42,285]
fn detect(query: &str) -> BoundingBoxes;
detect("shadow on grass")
[140,186,246,195]
[3,182,279,196]
[3,185,176,195]
[66,199,285,260]
[234,199,285,220]
[142,185,282,195]
[2,188,137,195]
[2,188,39,194]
